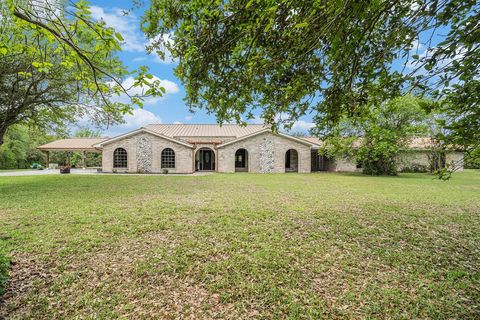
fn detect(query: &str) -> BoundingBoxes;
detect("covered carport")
[37,138,108,169]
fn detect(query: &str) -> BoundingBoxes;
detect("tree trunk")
[0,124,7,146]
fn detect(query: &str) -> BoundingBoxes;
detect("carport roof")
[37,138,109,152]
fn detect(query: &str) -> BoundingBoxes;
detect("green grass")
[0,171,479,319]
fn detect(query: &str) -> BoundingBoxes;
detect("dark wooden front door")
[202,149,213,170]
[197,149,215,171]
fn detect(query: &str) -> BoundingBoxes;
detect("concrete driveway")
[0,168,100,177]
[0,169,213,177]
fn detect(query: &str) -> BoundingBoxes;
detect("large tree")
[142,0,479,145]
[0,0,163,145]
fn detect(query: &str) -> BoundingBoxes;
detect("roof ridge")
[64,137,109,139]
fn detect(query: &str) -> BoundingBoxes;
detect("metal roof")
[302,136,440,149]
[38,138,108,151]
[145,124,269,138]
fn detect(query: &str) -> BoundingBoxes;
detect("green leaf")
[294,22,309,29]
[115,32,124,41]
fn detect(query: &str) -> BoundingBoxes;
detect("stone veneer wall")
[102,132,194,173]
[326,150,464,172]
[446,152,464,171]
[397,150,464,171]
[329,157,358,172]
[217,132,311,173]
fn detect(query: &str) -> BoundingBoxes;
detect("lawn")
[0,172,479,319]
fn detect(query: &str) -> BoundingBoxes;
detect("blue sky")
[83,0,316,137]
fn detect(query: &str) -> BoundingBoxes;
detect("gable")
[217,129,315,148]
[96,128,194,149]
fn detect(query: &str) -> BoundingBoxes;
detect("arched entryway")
[195,147,216,171]
[285,149,298,172]
[235,148,248,172]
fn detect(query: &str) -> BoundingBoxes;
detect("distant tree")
[289,131,307,138]
[0,0,164,145]
[433,80,480,177]
[74,128,102,138]
[0,125,49,169]
[320,96,431,175]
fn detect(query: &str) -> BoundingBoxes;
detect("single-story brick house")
[88,124,463,174]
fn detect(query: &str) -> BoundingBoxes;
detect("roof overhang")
[37,138,108,152]
[37,147,102,152]
[94,128,195,149]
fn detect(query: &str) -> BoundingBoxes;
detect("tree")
[320,96,431,175]
[436,80,480,170]
[142,0,479,150]
[0,0,164,145]
[0,125,49,169]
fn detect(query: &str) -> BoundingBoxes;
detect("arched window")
[113,148,127,168]
[161,148,175,168]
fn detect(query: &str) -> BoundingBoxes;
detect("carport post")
[45,151,50,169]
[82,151,87,169]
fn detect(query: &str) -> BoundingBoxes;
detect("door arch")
[195,147,216,171]
[235,148,248,172]
[285,149,298,172]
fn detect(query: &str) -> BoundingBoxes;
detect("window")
[113,148,127,168]
[161,148,175,168]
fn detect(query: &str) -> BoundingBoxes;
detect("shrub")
[400,164,429,173]
[464,151,480,169]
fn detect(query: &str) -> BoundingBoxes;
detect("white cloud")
[173,121,183,124]
[291,120,315,131]
[248,114,315,132]
[113,76,180,105]
[249,117,264,125]
[106,108,162,136]
[90,6,145,52]
[184,115,193,121]
[132,56,148,62]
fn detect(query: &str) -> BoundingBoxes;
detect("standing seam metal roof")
[37,138,109,151]
[144,124,269,138]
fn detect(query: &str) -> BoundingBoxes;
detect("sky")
[81,0,316,137]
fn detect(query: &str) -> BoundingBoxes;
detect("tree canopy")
[143,0,479,149]
[0,0,164,145]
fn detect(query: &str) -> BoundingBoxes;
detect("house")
[96,124,315,173]
[92,124,463,174]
